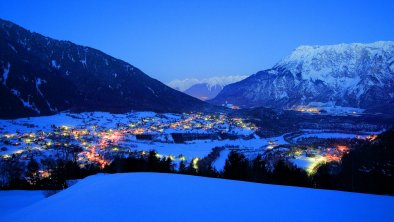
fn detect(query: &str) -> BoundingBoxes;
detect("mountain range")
[2,18,393,118]
[210,41,394,114]
[0,19,213,118]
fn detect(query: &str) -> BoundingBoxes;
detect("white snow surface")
[212,148,230,172]
[2,173,393,222]
[297,102,365,116]
[2,62,10,86]
[290,156,315,169]
[51,60,61,69]
[35,78,44,96]
[9,89,40,114]
[0,191,45,218]
[168,75,248,91]
[294,132,371,142]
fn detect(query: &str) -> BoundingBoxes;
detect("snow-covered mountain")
[211,41,394,113]
[2,173,394,222]
[183,83,223,101]
[168,75,248,100]
[0,19,213,118]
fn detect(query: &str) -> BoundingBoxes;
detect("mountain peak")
[273,41,394,83]
[168,75,248,101]
[211,41,394,113]
[168,75,248,92]
[277,41,394,68]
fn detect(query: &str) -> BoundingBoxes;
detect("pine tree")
[8,155,23,188]
[273,160,310,187]
[178,161,187,173]
[147,150,160,171]
[223,151,249,180]
[251,154,269,182]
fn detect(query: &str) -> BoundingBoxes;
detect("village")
[0,111,380,179]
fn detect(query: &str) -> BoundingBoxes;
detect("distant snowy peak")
[211,41,394,113]
[168,78,201,91]
[168,75,248,92]
[168,75,248,101]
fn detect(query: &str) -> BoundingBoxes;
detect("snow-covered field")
[292,129,383,143]
[212,148,231,171]
[291,102,366,116]
[1,173,393,222]
[294,132,365,141]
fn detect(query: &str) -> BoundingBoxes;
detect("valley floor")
[1,173,394,222]
[0,111,381,173]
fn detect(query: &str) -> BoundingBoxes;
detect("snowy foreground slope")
[0,191,45,218]
[3,173,394,222]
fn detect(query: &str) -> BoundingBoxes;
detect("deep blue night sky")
[1,0,393,82]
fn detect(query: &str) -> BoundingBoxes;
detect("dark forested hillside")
[0,19,214,118]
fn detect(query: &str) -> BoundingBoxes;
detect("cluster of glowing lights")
[306,145,350,175]
[336,145,349,153]
[2,154,11,159]
[70,129,90,139]
[292,106,321,113]
[1,112,260,170]
[169,116,195,129]
[38,170,50,178]
[131,128,145,135]
[325,153,341,161]
[192,158,200,171]
[81,130,125,168]
[82,145,109,169]
[99,130,123,146]
[306,155,327,175]
[366,134,378,141]
[232,118,257,130]
[323,145,349,162]
[267,140,279,149]
[4,134,15,139]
